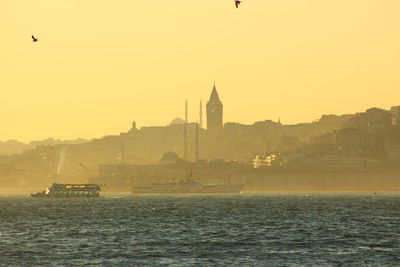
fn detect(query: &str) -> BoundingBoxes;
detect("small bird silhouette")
[235,0,241,8]
[32,35,38,42]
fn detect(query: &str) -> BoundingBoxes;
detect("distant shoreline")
[1,190,400,196]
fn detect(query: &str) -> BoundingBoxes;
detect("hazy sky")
[1,1,400,142]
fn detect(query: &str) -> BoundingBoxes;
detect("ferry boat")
[132,173,244,194]
[31,183,101,198]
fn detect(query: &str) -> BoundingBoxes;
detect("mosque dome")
[169,117,185,125]
[159,151,180,164]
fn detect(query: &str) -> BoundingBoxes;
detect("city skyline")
[2,1,400,141]
[0,83,398,143]
[3,2,400,266]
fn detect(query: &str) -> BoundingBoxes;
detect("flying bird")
[31,35,38,42]
[235,0,241,8]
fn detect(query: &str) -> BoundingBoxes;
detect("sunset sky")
[1,1,400,142]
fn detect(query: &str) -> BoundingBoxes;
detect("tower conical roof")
[208,84,221,103]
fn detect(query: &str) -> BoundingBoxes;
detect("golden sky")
[1,1,400,141]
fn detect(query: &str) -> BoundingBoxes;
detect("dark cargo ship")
[31,183,101,198]
[132,173,244,194]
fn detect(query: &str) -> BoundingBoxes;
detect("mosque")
[129,83,224,135]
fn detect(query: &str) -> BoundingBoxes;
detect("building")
[365,108,392,135]
[335,128,366,154]
[343,108,392,136]
[391,106,400,125]
[206,84,223,135]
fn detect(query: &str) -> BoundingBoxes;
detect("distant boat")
[31,183,101,198]
[132,173,244,194]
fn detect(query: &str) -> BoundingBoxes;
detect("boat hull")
[31,193,99,198]
[132,184,245,194]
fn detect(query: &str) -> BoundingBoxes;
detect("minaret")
[195,120,199,162]
[199,99,203,129]
[184,100,188,161]
[206,82,223,135]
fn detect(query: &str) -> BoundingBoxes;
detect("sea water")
[1,193,400,266]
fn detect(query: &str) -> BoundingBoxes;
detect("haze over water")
[1,193,400,266]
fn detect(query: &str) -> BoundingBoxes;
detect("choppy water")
[1,193,400,266]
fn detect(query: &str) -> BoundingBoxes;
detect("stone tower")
[206,83,223,135]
